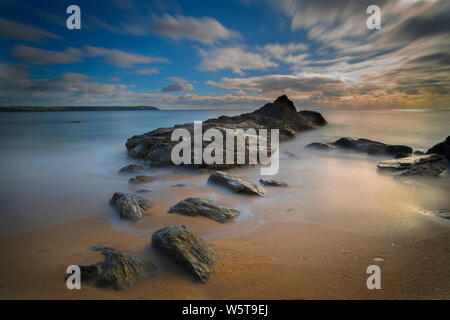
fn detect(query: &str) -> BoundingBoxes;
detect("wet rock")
[110,192,153,220]
[168,197,240,223]
[377,154,447,176]
[298,110,327,126]
[151,225,217,282]
[305,142,335,150]
[129,175,154,185]
[259,179,289,187]
[136,189,152,194]
[118,164,144,174]
[427,136,450,162]
[78,246,156,290]
[170,183,187,188]
[413,150,426,156]
[125,95,326,168]
[333,137,412,157]
[208,171,265,196]
[435,209,450,220]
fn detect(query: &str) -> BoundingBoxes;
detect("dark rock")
[170,184,187,188]
[125,95,326,168]
[435,209,450,220]
[168,197,240,223]
[110,192,153,220]
[298,110,327,126]
[328,137,412,157]
[78,246,156,290]
[129,175,154,185]
[377,154,447,176]
[151,225,217,282]
[305,142,335,150]
[284,151,301,158]
[413,150,426,156]
[259,179,289,187]
[118,164,144,174]
[208,171,265,196]
[136,189,152,194]
[427,136,450,162]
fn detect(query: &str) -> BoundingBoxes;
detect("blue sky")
[0,0,449,109]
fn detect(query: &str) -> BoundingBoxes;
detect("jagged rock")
[78,246,156,290]
[305,142,335,150]
[129,175,154,185]
[208,171,265,196]
[427,136,450,162]
[151,225,217,282]
[299,110,327,126]
[118,164,144,174]
[110,192,153,220]
[125,95,326,169]
[168,197,240,223]
[377,154,447,176]
[259,179,289,187]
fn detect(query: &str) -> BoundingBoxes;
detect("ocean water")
[0,108,449,236]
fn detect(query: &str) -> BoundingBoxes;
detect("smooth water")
[0,108,448,235]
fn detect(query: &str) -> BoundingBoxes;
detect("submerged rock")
[118,164,144,174]
[110,192,153,220]
[305,142,335,150]
[413,150,426,156]
[427,136,450,163]
[298,110,327,126]
[377,154,447,176]
[125,95,326,169]
[78,246,156,290]
[168,197,240,223]
[129,175,154,185]
[151,225,218,282]
[259,179,289,187]
[208,171,265,196]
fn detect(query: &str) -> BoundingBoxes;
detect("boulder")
[377,154,447,176]
[168,197,240,223]
[77,246,156,290]
[259,179,289,187]
[305,142,335,150]
[118,164,144,174]
[298,110,327,126]
[427,136,450,162]
[110,192,153,220]
[128,175,154,185]
[125,95,326,169]
[151,225,217,282]
[208,171,265,196]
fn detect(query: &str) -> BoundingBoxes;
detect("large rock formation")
[208,171,266,196]
[125,95,325,169]
[77,246,156,290]
[168,197,240,223]
[110,192,153,220]
[377,154,447,176]
[427,136,450,163]
[151,225,217,282]
[298,110,327,126]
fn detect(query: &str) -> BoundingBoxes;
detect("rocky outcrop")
[377,154,447,176]
[125,95,326,169]
[77,246,156,290]
[110,192,153,220]
[129,175,154,185]
[427,136,450,163]
[259,179,289,187]
[299,110,327,126]
[151,225,217,282]
[168,197,240,223]
[118,164,144,174]
[306,137,412,158]
[208,171,265,196]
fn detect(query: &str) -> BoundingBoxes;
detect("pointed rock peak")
[274,95,292,104]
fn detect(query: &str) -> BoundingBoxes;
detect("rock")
[151,225,217,282]
[77,246,156,290]
[259,179,289,187]
[136,189,152,194]
[333,137,412,157]
[168,197,240,223]
[377,154,447,176]
[284,151,301,158]
[305,142,335,150]
[170,184,187,188]
[435,209,450,220]
[413,150,426,156]
[118,164,144,174]
[427,136,450,163]
[208,171,265,196]
[125,95,326,168]
[298,110,327,126]
[129,175,154,185]
[110,192,153,220]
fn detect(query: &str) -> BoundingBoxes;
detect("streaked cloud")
[11,45,82,65]
[0,18,61,42]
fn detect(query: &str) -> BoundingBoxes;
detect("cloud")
[0,18,61,42]
[152,14,240,43]
[161,77,194,93]
[11,45,83,65]
[199,47,278,74]
[135,68,159,75]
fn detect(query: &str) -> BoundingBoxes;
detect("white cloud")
[161,77,194,93]
[135,68,159,75]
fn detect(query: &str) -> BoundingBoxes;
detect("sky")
[0,0,449,109]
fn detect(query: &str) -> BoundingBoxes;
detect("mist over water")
[0,109,449,236]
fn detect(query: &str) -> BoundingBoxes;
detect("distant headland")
[0,106,160,112]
